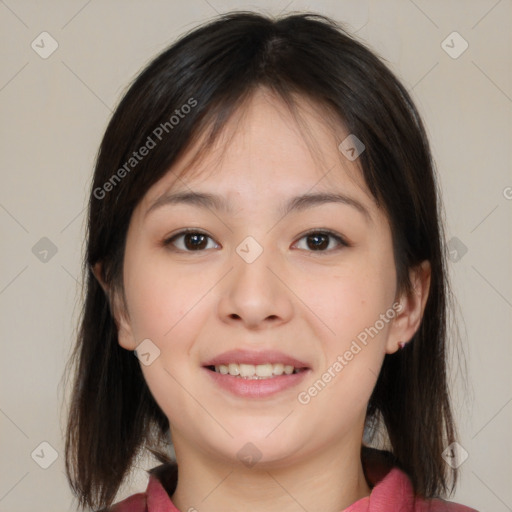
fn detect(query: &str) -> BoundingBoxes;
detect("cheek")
[124,258,215,429]
[123,252,218,379]
[294,251,395,406]
[124,254,211,342]
[296,278,391,431]
[296,254,395,347]
[294,249,396,422]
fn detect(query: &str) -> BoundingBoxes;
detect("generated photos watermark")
[297,301,403,405]
[93,97,197,200]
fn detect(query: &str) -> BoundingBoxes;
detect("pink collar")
[142,465,475,512]
[144,467,412,511]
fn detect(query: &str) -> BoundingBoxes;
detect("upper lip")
[202,349,310,369]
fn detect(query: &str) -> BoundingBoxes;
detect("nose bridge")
[231,234,278,302]
[217,235,293,327]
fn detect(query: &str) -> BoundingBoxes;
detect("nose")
[217,244,294,330]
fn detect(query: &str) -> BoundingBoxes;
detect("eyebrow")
[145,190,372,223]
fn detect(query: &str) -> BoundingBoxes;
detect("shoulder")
[370,466,479,511]
[360,448,479,512]
[413,494,479,512]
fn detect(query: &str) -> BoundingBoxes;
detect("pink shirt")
[106,461,478,512]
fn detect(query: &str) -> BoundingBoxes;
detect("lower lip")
[203,367,310,398]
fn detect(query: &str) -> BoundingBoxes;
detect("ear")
[385,260,431,354]
[92,262,137,351]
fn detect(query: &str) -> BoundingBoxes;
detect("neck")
[170,435,371,512]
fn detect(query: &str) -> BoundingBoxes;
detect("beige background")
[0,0,511,510]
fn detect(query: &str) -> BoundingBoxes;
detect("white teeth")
[284,365,294,375]
[213,362,302,379]
[255,363,273,377]
[273,363,284,375]
[239,364,255,377]
[228,363,240,376]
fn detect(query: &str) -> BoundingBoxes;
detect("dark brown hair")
[64,11,458,510]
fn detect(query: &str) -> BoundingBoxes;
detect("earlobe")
[91,262,137,351]
[386,260,431,354]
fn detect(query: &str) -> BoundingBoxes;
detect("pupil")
[308,234,328,250]
[185,233,207,250]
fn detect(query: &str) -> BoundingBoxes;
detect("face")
[112,89,422,468]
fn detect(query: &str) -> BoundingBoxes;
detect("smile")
[201,349,311,397]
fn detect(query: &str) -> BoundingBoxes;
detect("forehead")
[140,89,374,211]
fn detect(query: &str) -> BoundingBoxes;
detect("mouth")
[201,350,311,398]
[205,363,308,379]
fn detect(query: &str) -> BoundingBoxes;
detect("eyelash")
[162,228,349,253]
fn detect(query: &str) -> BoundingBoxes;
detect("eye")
[293,230,348,252]
[164,230,220,251]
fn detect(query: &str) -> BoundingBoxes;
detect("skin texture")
[97,89,431,512]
